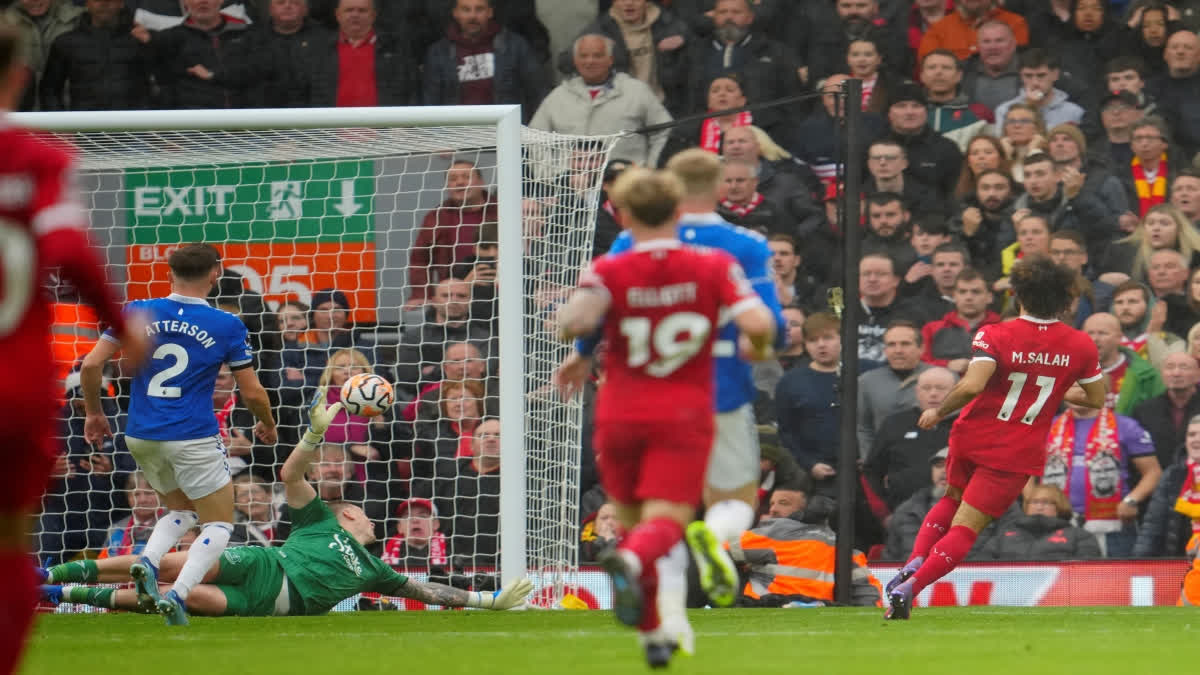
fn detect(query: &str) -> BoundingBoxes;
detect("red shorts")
[0,396,58,512]
[945,449,1031,519]
[593,418,713,506]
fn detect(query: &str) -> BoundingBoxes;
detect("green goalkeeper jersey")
[275,497,409,615]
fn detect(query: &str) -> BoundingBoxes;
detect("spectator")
[768,233,826,313]
[864,139,942,217]
[4,0,82,110]
[998,104,1048,184]
[1124,4,1174,80]
[1135,413,1200,557]
[249,0,334,107]
[1047,122,1135,235]
[1042,383,1162,557]
[730,477,883,607]
[717,159,788,235]
[40,0,150,111]
[857,252,929,362]
[1083,312,1165,414]
[213,362,274,478]
[917,0,1028,64]
[436,416,501,567]
[135,0,260,109]
[580,502,621,563]
[1148,29,1200,158]
[395,278,492,401]
[275,442,388,540]
[288,288,377,394]
[920,267,1001,371]
[659,73,798,166]
[846,36,897,113]
[683,0,802,114]
[1148,248,1191,299]
[312,347,384,473]
[1171,265,1200,337]
[1117,116,1188,218]
[1011,153,1118,260]
[402,340,492,422]
[1094,90,1144,172]
[776,306,809,371]
[885,81,963,199]
[1051,229,1114,326]
[1171,169,1200,228]
[920,49,993,151]
[720,126,825,238]
[954,133,1011,197]
[1112,280,1185,368]
[858,320,930,458]
[407,160,498,307]
[865,367,956,511]
[776,312,844,495]
[953,168,1016,269]
[560,0,689,115]
[128,0,250,30]
[99,471,161,558]
[293,0,419,107]
[1100,204,1200,283]
[995,215,1053,303]
[904,240,968,319]
[423,0,547,119]
[979,484,1102,560]
[882,447,948,560]
[381,497,449,572]
[804,0,907,85]
[862,192,916,273]
[412,378,486,498]
[792,73,887,189]
[1134,352,1200,471]
[1080,57,1158,143]
[960,20,1021,112]
[1052,0,1129,100]
[531,34,672,166]
[230,474,277,546]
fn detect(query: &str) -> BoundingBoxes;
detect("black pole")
[834,78,863,605]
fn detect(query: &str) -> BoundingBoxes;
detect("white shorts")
[705,403,760,490]
[125,434,232,500]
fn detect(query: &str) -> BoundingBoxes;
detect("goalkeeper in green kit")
[39,390,533,620]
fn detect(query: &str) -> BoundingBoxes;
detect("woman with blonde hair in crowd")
[313,348,385,475]
[954,134,1014,199]
[1099,204,1200,281]
[980,484,1101,560]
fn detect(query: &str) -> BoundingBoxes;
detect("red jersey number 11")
[997,372,1057,425]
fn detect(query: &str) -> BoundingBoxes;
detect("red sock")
[907,496,960,565]
[618,518,684,574]
[911,525,977,595]
[0,552,38,675]
[637,565,661,633]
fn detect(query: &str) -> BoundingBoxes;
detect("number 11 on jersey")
[997,372,1056,425]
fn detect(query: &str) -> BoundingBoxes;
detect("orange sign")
[126,242,378,323]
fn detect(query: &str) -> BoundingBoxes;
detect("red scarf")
[1120,334,1150,361]
[1103,357,1130,410]
[1132,153,1168,216]
[1045,408,1124,530]
[215,394,238,446]
[700,110,752,153]
[720,192,764,217]
[1176,458,1200,533]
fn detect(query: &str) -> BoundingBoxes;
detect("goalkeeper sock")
[0,552,38,675]
[704,499,756,543]
[171,522,232,600]
[64,586,116,609]
[655,542,688,625]
[620,517,684,578]
[142,510,198,567]
[911,525,978,595]
[47,559,99,584]
[907,496,960,565]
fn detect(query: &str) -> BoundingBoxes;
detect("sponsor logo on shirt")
[330,533,364,577]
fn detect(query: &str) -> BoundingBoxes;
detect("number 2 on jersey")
[997,372,1056,424]
[620,312,711,377]
[147,343,189,398]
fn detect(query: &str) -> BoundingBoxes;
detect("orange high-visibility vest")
[1181,534,1200,607]
[737,525,884,605]
[50,302,100,382]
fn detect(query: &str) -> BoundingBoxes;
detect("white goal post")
[15,105,620,607]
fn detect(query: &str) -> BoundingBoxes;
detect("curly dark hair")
[1010,255,1078,319]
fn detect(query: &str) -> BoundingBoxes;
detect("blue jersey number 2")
[147,343,189,398]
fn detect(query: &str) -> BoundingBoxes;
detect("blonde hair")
[1026,484,1073,519]
[609,167,682,226]
[740,125,793,162]
[1117,204,1200,281]
[318,348,371,388]
[666,148,724,198]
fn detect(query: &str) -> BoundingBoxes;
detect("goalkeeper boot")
[39,585,63,606]
[885,580,914,621]
[157,589,190,626]
[885,556,923,596]
[599,550,644,627]
[130,557,162,613]
[684,521,737,608]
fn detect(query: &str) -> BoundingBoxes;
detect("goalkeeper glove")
[469,577,534,610]
[302,387,344,447]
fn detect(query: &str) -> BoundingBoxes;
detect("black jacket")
[435,458,501,567]
[685,32,803,115]
[1134,459,1197,557]
[950,194,1017,272]
[295,30,419,107]
[717,194,791,237]
[247,20,334,107]
[980,514,1103,561]
[886,126,963,199]
[424,23,547,120]
[864,407,952,509]
[147,17,261,109]
[40,9,151,111]
[1133,392,1200,470]
[1149,71,1200,158]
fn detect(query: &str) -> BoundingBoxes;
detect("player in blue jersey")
[80,244,276,625]
[556,149,786,650]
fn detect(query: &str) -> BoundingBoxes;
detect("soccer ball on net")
[340,373,395,418]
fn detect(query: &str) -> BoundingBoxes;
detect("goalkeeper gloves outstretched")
[469,577,534,610]
[302,387,345,447]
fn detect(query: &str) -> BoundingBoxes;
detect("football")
[339,373,394,417]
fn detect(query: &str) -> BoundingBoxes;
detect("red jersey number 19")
[0,219,36,339]
[997,372,1057,424]
[619,311,712,377]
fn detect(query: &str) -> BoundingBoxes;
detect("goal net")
[19,106,620,610]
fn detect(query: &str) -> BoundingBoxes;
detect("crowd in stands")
[23,0,1200,603]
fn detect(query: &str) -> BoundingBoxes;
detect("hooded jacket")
[980,513,1103,560]
[424,20,547,120]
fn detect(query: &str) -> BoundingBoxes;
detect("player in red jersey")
[555,168,774,666]
[0,25,151,675]
[885,255,1107,620]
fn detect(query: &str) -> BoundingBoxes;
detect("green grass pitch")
[23,607,1198,675]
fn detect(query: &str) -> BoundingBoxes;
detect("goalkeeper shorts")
[211,546,287,617]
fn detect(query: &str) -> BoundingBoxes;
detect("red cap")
[395,498,437,518]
